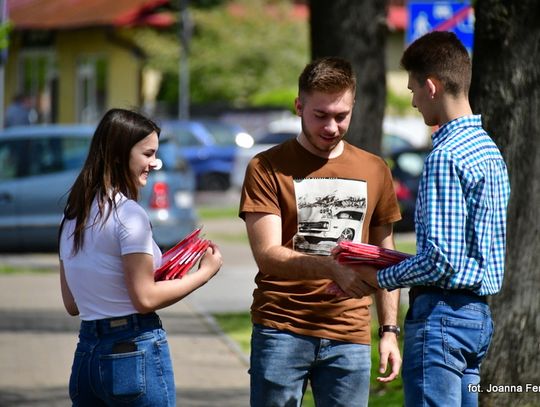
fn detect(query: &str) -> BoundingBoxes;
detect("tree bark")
[309,0,388,154]
[470,1,540,406]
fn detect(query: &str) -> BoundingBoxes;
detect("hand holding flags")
[332,241,411,268]
[327,241,411,296]
[154,228,210,281]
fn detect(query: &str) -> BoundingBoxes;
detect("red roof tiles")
[8,0,174,29]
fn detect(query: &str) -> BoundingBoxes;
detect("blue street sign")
[406,1,475,53]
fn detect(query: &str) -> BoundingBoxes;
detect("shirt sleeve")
[116,200,155,256]
[239,154,282,219]
[377,149,471,289]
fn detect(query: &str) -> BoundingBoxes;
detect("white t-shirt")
[60,194,162,320]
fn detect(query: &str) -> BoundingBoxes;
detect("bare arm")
[370,224,401,383]
[245,212,375,297]
[59,261,79,316]
[123,244,223,314]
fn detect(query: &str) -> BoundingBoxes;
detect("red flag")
[154,228,211,281]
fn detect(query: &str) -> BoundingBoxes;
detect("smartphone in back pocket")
[112,341,137,354]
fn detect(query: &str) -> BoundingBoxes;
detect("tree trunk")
[470,1,540,406]
[309,0,388,154]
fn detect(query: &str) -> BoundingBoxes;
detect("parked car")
[387,147,430,232]
[0,125,197,252]
[160,119,253,191]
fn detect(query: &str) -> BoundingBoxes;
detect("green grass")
[213,307,406,407]
[197,205,249,243]
[395,240,416,255]
[197,206,239,220]
[204,231,249,244]
[0,265,54,274]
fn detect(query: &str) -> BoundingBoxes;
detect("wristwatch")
[378,325,400,338]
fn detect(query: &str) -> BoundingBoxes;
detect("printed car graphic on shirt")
[292,178,367,256]
[297,208,364,243]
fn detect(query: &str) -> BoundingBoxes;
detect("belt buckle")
[109,318,128,328]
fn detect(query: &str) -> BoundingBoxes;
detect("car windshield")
[201,121,242,146]
[256,132,297,145]
[382,134,413,156]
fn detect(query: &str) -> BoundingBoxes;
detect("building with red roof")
[4,0,174,123]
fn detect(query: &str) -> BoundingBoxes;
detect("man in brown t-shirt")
[240,57,402,407]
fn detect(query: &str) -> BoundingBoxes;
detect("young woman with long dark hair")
[59,108,222,406]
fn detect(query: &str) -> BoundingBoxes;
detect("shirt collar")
[431,115,483,148]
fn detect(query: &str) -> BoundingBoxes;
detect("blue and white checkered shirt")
[378,115,510,295]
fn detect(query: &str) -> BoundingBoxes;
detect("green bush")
[249,87,297,112]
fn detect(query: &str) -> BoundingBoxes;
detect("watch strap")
[379,325,400,338]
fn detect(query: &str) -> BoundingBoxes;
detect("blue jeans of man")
[69,312,176,406]
[402,291,494,407]
[250,324,371,407]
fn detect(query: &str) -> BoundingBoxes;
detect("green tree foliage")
[0,21,12,51]
[132,0,309,109]
[189,0,308,106]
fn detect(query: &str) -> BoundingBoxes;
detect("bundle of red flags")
[154,228,210,281]
[333,240,411,268]
[327,241,411,296]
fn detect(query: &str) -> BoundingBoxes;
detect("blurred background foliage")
[132,0,309,111]
[130,0,413,115]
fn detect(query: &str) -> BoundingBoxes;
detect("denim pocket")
[69,351,85,400]
[99,350,146,402]
[441,316,484,371]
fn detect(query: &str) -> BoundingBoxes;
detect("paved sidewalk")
[0,272,250,406]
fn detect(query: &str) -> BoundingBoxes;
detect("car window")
[201,121,238,146]
[6,136,91,178]
[257,132,296,144]
[28,138,64,176]
[63,137,91,170]
[0,140,24,180]
[382,134,413,156]
[163,127,200,147]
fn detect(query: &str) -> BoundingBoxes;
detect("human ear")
[426,78,438,99]
[294,97,303,116]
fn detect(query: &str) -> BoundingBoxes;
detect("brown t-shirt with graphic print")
[239,138,401,345]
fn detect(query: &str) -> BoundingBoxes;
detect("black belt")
[409,285,487,307]
[81,312,162,337]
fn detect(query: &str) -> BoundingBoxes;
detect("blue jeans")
[250,324,371,407]
[69,313,175,406]
[403,291,494,407]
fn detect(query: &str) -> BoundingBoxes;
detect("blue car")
[160,119,253,190]
[0,125,197,252]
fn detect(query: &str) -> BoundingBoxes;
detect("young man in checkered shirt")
[356,31,510,406]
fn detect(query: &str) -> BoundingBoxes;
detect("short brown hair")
[400,31,471,96]
[298,57,356,96]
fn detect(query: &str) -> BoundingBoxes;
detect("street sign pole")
[178,0,192,120]
[0,0,7,128]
